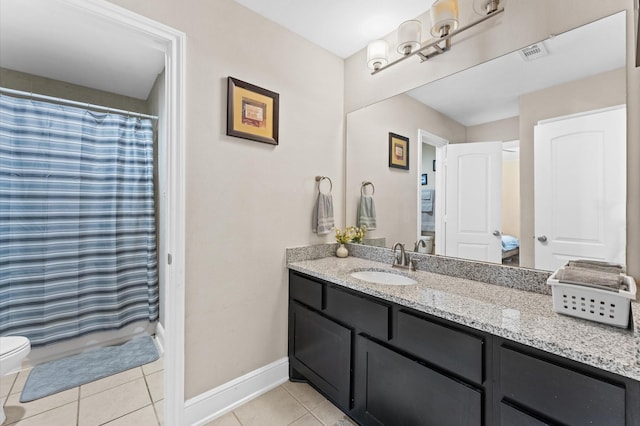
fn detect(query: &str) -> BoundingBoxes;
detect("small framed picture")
[432,159,436,172]
[421,174,427,185]
[388,132,409,170]
[227,77,279,145]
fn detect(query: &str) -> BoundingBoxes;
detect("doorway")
[1,0,186,423]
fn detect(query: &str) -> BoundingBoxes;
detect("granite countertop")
[288,256,640,381]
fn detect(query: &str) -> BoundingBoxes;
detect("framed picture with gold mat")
[227,77,279,145]
[388,132,409,170]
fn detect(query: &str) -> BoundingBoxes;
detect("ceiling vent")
[519,42,548,62]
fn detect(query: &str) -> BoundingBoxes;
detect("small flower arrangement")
[350,225,367,243]
[335,225,367,244]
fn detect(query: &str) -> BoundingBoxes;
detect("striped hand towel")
[312,192,334,235]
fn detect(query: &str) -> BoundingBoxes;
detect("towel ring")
[361,181,375,196]
[315,176,332,194]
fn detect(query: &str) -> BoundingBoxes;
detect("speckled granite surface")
[287,255,640,382]
[292,243,552,294]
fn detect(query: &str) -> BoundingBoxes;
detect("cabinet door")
[355,336,482,426]
[290,302,352,408]
[395,310,484,384]
[499,345,625,425]
[499,402,551,426]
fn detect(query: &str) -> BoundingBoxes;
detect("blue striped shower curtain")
[0,94,159,346]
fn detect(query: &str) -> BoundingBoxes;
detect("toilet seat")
[0,336,30,359]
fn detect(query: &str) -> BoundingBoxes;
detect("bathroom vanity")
[287,251,640,425]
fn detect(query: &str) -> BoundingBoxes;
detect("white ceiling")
[233,0,435,58]
[0,0,166,100]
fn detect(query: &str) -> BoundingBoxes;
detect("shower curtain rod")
[0,86,159,120]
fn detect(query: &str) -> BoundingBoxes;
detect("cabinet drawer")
[356,336,482,426]
[289,272,323,310]
[499,402,550,426]
[325,286,390,339]
[291,302,351,408]
[395,310,484,384]
[500,346,625,425]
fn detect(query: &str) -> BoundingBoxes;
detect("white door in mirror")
[534,106,626,271]
[444,141,503,264]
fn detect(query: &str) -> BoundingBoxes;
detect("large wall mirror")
[346,11,627,272]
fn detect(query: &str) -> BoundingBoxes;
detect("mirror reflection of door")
[534,106,626,271]
[444,142,503,263]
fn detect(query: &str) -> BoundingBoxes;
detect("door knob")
[493,230,501,237]
[537,235,548,243]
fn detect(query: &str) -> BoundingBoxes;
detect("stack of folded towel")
[312,192,334,235]
[556,260,626,292]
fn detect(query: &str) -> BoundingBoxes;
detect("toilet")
[0,336,30,425]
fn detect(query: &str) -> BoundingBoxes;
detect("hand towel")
[312,192,334,235]
[357,194,377,230]
[421,189,433,213]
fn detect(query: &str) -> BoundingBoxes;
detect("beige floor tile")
[1,373,18,398]
[289,413,324,426]
[8,369,32,396]
[80,367,143,398]
[204,411,241,426]
[102,404,159,426]
[311,400,356,426]
[282,381,327,411]
[145,370,163,402]
[142,358,164,376]
[4,401,77,426]
[233,386,308,426]
[3,388,78,424]
[153,399,164,426]
[78,377,151,426]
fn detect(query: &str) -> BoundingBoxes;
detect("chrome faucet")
[414,239,427,252]
[392,242,415,270]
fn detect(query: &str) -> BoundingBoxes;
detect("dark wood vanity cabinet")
[494,339,640,426]
[288,270,640,426]
[355,335,482,425]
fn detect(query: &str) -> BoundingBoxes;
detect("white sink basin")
[350,270,417,286]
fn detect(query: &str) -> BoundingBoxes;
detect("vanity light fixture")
[366,0,504,74]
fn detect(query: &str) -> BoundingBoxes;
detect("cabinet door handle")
[537,235,548,243]
[493,230,501,237]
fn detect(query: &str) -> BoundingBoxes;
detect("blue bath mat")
[20,335,159,402]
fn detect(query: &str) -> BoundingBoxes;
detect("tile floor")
[204,381,356,426]
[1,357,164,425]
[2,358,353,426]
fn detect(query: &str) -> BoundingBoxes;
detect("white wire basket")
[547,270,636,328]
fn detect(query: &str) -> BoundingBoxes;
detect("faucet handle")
[410,258,418,271]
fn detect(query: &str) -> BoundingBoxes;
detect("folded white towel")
[357,195,376,230]
[312,192,334,235]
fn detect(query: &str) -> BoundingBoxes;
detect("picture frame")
[388,132,409,170]
[421,174,427,185]
[227,77,279,145]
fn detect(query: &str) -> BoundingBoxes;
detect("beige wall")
[0,67,150,113]
[502,157,520,239]
[104,0,345,399]
[466,116,519,142]
[518,67,626,268]
[345,0,639,279]
[346,94,465,247]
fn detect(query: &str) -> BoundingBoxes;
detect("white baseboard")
[184,357,289,426]
[154,322,165,355]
